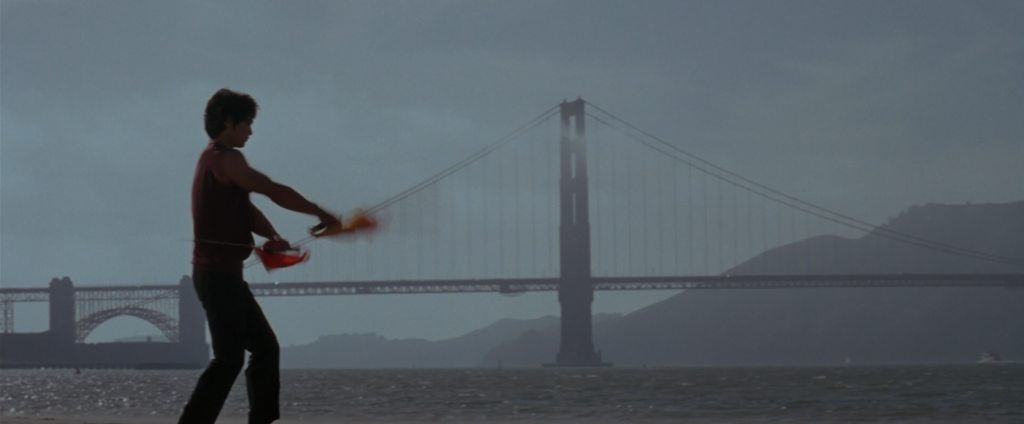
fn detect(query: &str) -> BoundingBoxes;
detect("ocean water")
[2,364,1022,422]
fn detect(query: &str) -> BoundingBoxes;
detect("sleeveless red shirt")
[192,142,254,272]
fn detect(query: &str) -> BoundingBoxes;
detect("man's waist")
[192,256,248,273]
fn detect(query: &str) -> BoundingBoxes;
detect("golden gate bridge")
[2,99,1022,368]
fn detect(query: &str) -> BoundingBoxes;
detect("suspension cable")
[245,105,560,269]
[584,103,1024,268]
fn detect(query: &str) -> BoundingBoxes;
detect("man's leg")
[179,268,248,424]
[241,283,280,424]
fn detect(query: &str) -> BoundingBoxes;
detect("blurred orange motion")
[313,210,379,238]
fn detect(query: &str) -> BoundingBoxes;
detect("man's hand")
[262,236,292,253]
[310,212,341,235]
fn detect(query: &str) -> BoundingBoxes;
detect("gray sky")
[2,0,1022,345]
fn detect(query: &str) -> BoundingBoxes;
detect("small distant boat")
[979,351,1002,363]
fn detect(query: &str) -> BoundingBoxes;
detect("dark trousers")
[179,266,280,424]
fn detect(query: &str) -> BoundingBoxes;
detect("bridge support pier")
[48,277,75,344]
[551,281,608,366]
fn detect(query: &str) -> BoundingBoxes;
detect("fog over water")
[2,1,1022,346]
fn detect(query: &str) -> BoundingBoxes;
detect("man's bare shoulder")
[218,148,250,170]
[218,149,275,193]
[217,147,246,160]
[211,147,251,186]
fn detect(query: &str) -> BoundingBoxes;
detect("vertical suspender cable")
[466,165,473,278]
[592,121,600,275]
[410,194,416,279]
[531,133,537,277]
[498,145,504,277]
[688,165,693,275]
[750,190,756,268]
[789,204,796,272]
[733,181,738,270]
[831,220,839,273]
[718,177,724,273]
[656,152,664,275]
[776,202,783,273]
[416,191,423,278]
[513,139,519,278]
[703,170,709,274]
[449,175,455,279]
[483,152,490,277]
[611,131,618,275]
[627,141,634,275]
[548,121,555,276]
[417,191,423,278]
[792,208,799,272]
[412,187,424,278]
[673,155,679,275]
[642,146,649,275]
[761,194,767,270]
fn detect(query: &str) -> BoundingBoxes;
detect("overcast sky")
[2,0,1022,345]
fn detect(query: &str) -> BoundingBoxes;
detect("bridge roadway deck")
[244,274,1023,296]
[2,274,1021,300]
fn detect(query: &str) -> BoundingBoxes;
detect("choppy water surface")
[2,364,1022,422]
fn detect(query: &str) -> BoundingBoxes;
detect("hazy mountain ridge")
[478,312,624,367]
[491,201,1024,367]
[282,313,625,369]
[730,201,1024,275]
[280,316,545,368]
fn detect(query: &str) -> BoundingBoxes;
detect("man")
[180,88,339,424]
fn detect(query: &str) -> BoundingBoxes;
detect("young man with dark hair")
[180,88,339,424]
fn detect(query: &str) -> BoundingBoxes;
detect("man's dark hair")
[204,88,259,139]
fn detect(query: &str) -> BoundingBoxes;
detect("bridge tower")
[48,277,76,344]
[548,98,611,367]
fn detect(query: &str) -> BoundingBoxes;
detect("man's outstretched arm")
[220,149,339,228]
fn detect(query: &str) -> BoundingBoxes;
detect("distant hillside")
[490,201,1024,366]
[479,313,622,367]
[282,313,624,369]
[284,314,610,368]
[730,201,1024,275]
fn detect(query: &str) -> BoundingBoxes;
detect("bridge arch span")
[76,307,180,343]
